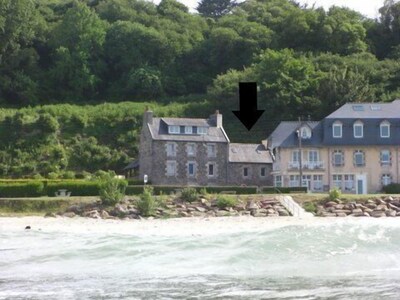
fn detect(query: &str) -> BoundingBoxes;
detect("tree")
[196,0,237,19]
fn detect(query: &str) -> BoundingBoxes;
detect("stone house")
[268,100,400,194]
[137,110,273,186]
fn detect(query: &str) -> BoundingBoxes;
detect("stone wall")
[227,163,272,186]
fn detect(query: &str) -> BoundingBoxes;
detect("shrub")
[0,181,44,197]
[303,202,317,214]
[382,183,400,194]
[329,188,341,201]
[61,171,76,179]
[99,174,128,206]
[216,195,237,209]
[180,187,198,202]
[137,186,155,217]
[199,187,208,196]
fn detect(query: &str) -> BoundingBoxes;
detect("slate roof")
[147,117,230,143]
[229,143,273,163]
[326,100,400,119]
[268,121,323,148]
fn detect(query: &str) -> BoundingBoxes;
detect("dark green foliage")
[382,183,400,194]
[43,181,101,197]
[197,0,237,19]
[180,187,198,203]
[261,187,308,194]
[0,199,70,213]
[302,202,317,214]
[0,182,44,198]
[137,186,155,216]
[98,173,127,206]
[204,186,258,194]
[216,195,237,209]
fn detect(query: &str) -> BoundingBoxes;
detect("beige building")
[268,100,400,194]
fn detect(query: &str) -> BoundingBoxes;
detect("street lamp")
[296,129,303,187]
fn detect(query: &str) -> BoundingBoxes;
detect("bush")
[216,195,237,209]
[180,187,198,202]
[99,174,128,206]
[382,183,400,194]
[137,186,155,217]
[0,181,44,197]
[303,202,317,214]
[205,186,258,194]
[329,188,341,201]
[261,186,308,194]
[44,181,101,196]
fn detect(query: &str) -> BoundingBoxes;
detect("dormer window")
[353,121,363,138]
[197,127,208,135]
[184,126,193,134]
[168,125,180,134]
[380,121,390,138]
[299,126,311,139]
[332,121,342,138]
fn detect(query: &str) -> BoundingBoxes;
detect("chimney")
[210,110,223,128]
[261,139,268,149]
[143,107,153,125]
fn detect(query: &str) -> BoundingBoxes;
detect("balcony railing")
[288,161,324,170]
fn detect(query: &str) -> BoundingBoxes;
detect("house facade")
[138,110,273,186]
[268,100,400,194]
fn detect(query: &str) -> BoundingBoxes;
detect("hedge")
[261,186,308,194]
[382,183,400,194]
[0,182,44,198]
[125,185,259,195]
[0,199,70,212]
[44,181,101,197]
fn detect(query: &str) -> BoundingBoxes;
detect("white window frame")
[300,126,311,139]
[332,122,342,138]
[166,160,177,176]
[353,121,363,138]
[197,127,208,135]
[332,150,344,167]
[184,126,193,134]
[353,150,365,167]
[275,175,282,187]
[207,162,216,177]
[380,121,390,138]
[207,143,216,157]
[289,175,299,187]
[166,142,177,157]
[168,125,180,134]
[333,174,343,189]
[344,174,355,191]
[187,161,196,177]
[312,175,323,191]
[186,143,196,156]
[380,150,391,165]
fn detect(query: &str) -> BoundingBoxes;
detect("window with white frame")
[166,142,177,157]
[197,127,208,135]
[166,161,176,176]
[313,175,323,191]
[380,150,391,166]
[353,150,365,167]
[207,144,216,157]
[381,174,392,186]
[187,162,196,177]
[207,163,216,177]
[184,126,193,134]
[168,125,180,134]
[333,174,343,189]
[308,150,319,168]
[275,175,282,187]
[260,167,266,177]
[344,174,355,191]
[332,150,344,167]
[332,121,342,138]
[353,121,363,138]
[300,126,311,139]
[291,150,300,168]
[186,143,196,156]
[289,175,300,187]
[380,121,390,138]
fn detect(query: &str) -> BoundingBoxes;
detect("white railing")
[278,195,313,218]
[288,161,324,170]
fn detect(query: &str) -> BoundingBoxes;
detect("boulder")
[83,210,100,219]
[321,212,337,217]
[44,212,57,218]
[62,212,76,218]
[384,196,394,202]
[100,210,110,219]
[388,203,400,212]
[386,210,397,217]
[246,201,259,210]
[195,206,207,213]
[371,210,386,218]
[277,209,290,216]
[334,204,345,210]
[66,205,82,215]
[336,212,347,217]
[216,210,230,217]
[253,212,267,217]
[325,201,338,207]
[376,204,388,211]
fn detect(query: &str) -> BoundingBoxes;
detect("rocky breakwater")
[316,196,400,218]
[50,196,291,220]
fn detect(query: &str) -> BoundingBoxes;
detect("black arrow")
[232,82,264,131]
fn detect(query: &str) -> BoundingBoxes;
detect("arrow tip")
[232,110,264,131]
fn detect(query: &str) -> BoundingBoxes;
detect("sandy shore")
[1,216,399,236]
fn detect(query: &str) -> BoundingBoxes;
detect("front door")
[356,175,367,194]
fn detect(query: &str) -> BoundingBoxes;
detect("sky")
[150,0,386,19]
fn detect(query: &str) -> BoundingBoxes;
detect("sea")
[1,218,400,299]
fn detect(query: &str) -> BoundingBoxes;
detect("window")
[332,150,344,167]
[344,175,355,191]
[289,175,300,187]
[275,175,282,187]
[187,143,196,156]
[197,127,208,135]
[332,121,342,138]
[300,126,311,139]
[353,121,363,138]
[184,126,193,134]
[313,175,323,191]
[168,125,180,134]
[333,175,342,189]
[187,162,196,177]
[166,143,177,157]
[381,174,392,186]
[207,144,216,157]
[166,161,176,176]
[243,167,249,177]
[308,150,319,168]
[260,167,266,177]
[353,150,365,167]
[380,150,391,166]
[380,121,390,138]
[290,150,300,169]
[207,163,216,177]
